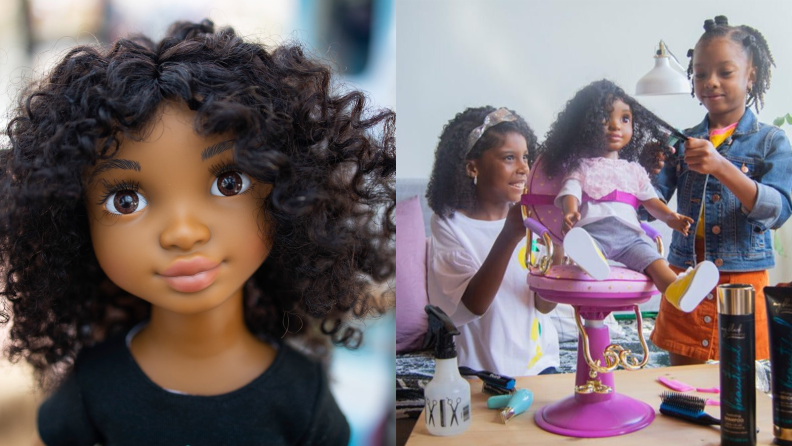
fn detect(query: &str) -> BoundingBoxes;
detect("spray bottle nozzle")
[425,305,460,359]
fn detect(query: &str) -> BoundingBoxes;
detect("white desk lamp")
[635,41,689,96]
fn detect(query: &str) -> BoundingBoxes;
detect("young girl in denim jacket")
[650,16,792,365]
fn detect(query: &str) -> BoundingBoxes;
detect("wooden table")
[406,364,774,445]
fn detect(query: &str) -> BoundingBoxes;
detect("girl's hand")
[562,211,581,234]
[684,137,725,176]
[640,141,676,175]
[503,203,527,242]
[665,213,694,236]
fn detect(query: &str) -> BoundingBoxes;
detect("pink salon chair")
[520,156,661,438]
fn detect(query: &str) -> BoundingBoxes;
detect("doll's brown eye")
[211,171,251,196]
[105,190,147,215]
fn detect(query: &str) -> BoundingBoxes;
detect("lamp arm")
[660,40,687,75]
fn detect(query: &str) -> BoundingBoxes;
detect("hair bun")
[687,48,694,58]
[703,19,715,31]
[714,15,729,26]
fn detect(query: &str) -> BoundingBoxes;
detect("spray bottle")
[424,305,471,436]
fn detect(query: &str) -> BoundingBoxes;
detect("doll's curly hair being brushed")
[0,19,395,388]
[538,79,674,178]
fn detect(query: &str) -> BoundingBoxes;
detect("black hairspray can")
[718,284,756,446]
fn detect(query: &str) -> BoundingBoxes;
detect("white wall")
[396,0,792,178]
[396,0,792,284]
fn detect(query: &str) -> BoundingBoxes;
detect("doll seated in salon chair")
[519,155,700,437]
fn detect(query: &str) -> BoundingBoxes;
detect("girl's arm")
[459,204,526,315]
[535,294,556,314]
[640,143,680,223]
[641,198,693,235]
[684,137,759,211]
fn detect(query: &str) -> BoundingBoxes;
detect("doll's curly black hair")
[426,106,537,218]
[538,79,672,178]
[0,19,395,388]
[687,15,774,112]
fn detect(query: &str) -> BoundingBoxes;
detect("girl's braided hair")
[687,15,775,112]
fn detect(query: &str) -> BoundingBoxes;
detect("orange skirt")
[650,264,769,361]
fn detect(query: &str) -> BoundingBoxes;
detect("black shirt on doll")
[38,328,350,446]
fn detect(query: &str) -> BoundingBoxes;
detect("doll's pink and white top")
[554,157,658,233]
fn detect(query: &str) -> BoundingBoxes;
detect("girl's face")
[467,132,530,205]
[602,98,633,158]
[692,36,756,127]
[84,103,272,315]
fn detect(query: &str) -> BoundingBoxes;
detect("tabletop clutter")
[420,285,792,446]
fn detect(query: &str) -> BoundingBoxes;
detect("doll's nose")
[160,210,211,251]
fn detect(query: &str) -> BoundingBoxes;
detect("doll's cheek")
[90,229,145,288]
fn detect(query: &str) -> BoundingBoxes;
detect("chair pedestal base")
[533,308,655,437]
[535,392,655,438]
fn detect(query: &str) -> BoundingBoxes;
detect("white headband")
[466,108,517,156]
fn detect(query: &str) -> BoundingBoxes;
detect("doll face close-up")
[468,132,530,204]
[84,102,272,315]
[692,36,756,124]
[602,98,633,155]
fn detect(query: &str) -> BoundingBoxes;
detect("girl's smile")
[693,36,756,128]
[466,132,530,219]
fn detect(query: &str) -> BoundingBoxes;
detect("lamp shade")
[635,56,689,96]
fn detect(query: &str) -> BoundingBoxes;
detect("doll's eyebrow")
[88,159,141,181]
[201,140,235,161]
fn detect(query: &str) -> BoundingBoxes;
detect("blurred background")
[0,1,394,445]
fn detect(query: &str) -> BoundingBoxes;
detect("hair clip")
[465,108,517,156]
[687,49,694,58]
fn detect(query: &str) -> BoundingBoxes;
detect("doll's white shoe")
[664,261,719,313]
[563,227,610,280]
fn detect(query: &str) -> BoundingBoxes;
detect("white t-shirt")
[427,212,560,377]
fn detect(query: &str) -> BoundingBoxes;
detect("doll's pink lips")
[160,258,221,293]
[607,134,622,141]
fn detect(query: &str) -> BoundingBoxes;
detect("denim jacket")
[652,109,792,272]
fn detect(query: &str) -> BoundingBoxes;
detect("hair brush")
[659,392,720,426]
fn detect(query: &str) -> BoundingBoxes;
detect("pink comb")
[696,386,720,394]
[657,376,695,392]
